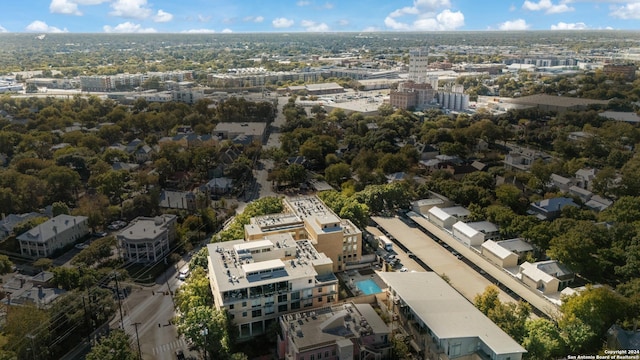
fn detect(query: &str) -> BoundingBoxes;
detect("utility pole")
[114,271,125,329]
[132,322,142,360]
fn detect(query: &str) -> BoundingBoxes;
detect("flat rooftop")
[285,196,341,224]
[282,302,388,351]
[378,272,526,356]
[208,236,334,294]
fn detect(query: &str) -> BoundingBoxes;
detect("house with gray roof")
[528,197,579,220]
[0,212,43,240]
[117,214,177,264]
[17,215,89,258]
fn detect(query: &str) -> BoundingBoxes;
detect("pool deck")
[340,267,386,296]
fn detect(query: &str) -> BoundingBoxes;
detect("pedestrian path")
[152,338,187,356]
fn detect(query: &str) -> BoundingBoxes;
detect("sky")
[0,0,638,34]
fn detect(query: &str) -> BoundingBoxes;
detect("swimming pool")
[355,279,382,295]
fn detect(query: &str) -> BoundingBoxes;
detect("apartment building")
[207,236,338,339]
[277,302,391,360]
[18,215,89,258]
[378,272,526,360]
[117,214,177,263]
[244,196,363,273]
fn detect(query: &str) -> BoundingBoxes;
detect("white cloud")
[337,19,349,26]
[0,25,7,33]
[522,0,574,14]
[610,2,640,19]
[49,0,109,15]
[182,28,216,33]
[103,22,156,33]
[498,18,529,30]
[110,0,152,19]
[154,10,173,23]
[301,20,330,31]
[551,21,587,29]
[297,0,311,6]
[244,15,265,23]
[322,2,334,9]
[25,20,68,33]
[197,14,211,22]
[272,17,294,28]
[50,0,81,15]
[362,26,379,32]
[384,0,463,31]
[222,28,233,33]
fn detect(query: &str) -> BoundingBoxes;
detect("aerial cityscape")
[0,2,639,360]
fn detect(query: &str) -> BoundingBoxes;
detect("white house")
[117,215,177,263]
[519,260,574,295]
[452,221,485,247]
[481,240,519,268]
[427,206,456,229]
[17,215,89,258]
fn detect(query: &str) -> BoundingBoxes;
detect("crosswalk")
[152,338,187,356]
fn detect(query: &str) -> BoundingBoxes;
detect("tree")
[522,318,564,360]
[284,163,307,185]
[324,163,351,187]
[0,255,13,274]
[474,285,501,315]
[86,329,138,360]
[547,223,598,275]
[33,258,53,272]
[3,304,49,359]
[560,286,632,353]
[174,267,214,314]
[176,306,231,360]
[52,201,70,216]
[495,184,524,212]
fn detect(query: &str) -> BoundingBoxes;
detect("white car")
[400,267,408,272]
[178,270,189,281]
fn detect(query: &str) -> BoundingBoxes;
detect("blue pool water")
[355,279,382,295]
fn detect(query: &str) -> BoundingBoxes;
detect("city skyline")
[0,0,638,34]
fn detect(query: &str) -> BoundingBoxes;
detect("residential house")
[117,215,177,264]
[568,185,592,202]
[438,206,470,223]
[607,325,640,351]
[427,207,456,230]
[550,173,573,192]
[378,272,526,360]
[481,240,519,268]
[0,212,43,240]
[452,221,485,247]
[575,168,597,190]
[158,190,197,212]
[17,215,89,258]
[411,192,453,215]
[2,272,65,308]
[585,195,613,212]
[466,221,500,241]
[528,197,579,220]
[206,177,234,195]
[277,302,391,360]
[494,238,534,261]
[415,143,439,161]
[207,237,338,339]
[519,260,574,294]
[134,145,154,163]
